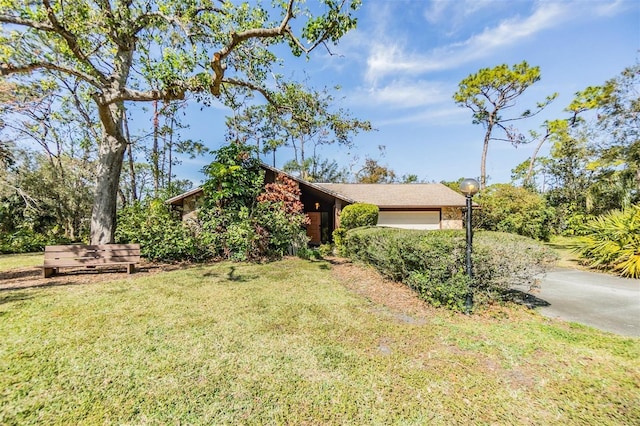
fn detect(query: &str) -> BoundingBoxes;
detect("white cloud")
[594,0,630,17]
[374,106,468,128]
[364,1,623,84]
[348,79,452,109]
[423,0,449,24]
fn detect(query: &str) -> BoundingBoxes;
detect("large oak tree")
[0,0,361,243]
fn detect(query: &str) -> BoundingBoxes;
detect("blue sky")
[175,0,640,186]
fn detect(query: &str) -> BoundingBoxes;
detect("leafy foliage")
[475,184,555,241]
[355,158,397,183]
[342,227,556,311]
[454,61,557,189]
[0,0,362,244]
[0,227,69,254]
[530,65,639,234]
[339,203,379,230]
[198,144,309,261]
[228,81,372,180]
[115,200,207,262]
[573,206,640,278]
[202,143,264,212]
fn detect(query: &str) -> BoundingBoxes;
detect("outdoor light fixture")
[460,178,480,314]
[460,178,479,197]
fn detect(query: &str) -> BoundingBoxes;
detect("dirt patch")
[327,257,439,322]
[0,261,189,292]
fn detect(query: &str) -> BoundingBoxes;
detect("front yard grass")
[1,258,638,424]
[0,252,42,271]
[546,235,583,269]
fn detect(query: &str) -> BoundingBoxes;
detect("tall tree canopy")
[0,0,361,243]
[226,80,372,180]
[453,61,557,190]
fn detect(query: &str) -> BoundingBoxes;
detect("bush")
[340,203,379,230]
[573,205,640,278]
[332,227,348,255]
[297,247,322,260]
[116,200,209,262]
[198,151,310,262]
[0,227,72,254]
[475,184,555,241]
[342,227,557,311]
[318,244,334,257]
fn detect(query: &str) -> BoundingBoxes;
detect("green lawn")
[0,252,43,271]
[1,258,638,424]
[546,235,583,269]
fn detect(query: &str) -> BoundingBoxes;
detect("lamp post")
[460,178,479,314]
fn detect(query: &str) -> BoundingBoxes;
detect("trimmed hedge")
[342,227,557,311]
[340,203,379,230]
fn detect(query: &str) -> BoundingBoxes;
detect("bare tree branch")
[222,77,275,105]
[0,62,102,88]
[0,14,55,31]
[104,87,187,103]
[209,0,297,95]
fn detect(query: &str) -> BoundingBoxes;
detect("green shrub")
[342,227,557,311]
[318,244,334,257]
[297,247,322,260]
[116,200,208,262]
[475,184,555,241]
[407,270,471,311]
[198,149,309,262]
[250,202,309,261]
[473,231,558,297]
[340,203,379,230]
[573,205,640,278]
[0,227,72,254]
[332,227,348,255]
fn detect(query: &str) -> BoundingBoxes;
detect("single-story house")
[166,164,470,245]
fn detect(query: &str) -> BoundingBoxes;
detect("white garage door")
[377,210,441,230]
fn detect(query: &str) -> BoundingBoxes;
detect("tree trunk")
[525,130,550,187]
[152,100,160,197]
[90,102,127,245]
[123,114,138,203]
[167,115,174,189]
[480,125,492,190]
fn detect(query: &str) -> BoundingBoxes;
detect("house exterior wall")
[377,210,441,230]
[441,207,463,229]
[181,194,201,222]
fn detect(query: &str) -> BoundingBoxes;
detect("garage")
[377,210,441,230]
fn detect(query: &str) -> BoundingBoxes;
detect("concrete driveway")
[525,268,640,337]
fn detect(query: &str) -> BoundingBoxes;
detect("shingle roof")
[166,187,203,205]
[165,164,469,208]
[315,183,468,208]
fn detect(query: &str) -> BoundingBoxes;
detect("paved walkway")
[527,268,640,337]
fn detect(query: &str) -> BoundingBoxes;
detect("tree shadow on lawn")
[0,291,34,306]
[0,262,191,293]
[202,266,259,283]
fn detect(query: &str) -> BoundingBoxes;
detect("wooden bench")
[43,244,141,278]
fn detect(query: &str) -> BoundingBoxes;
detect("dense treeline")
[467,65,639,277]
[1,63,638,277]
